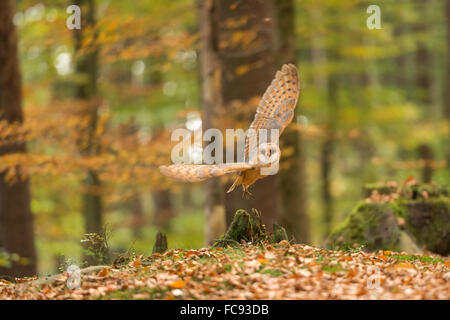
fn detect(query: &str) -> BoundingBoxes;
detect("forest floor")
[1,242,450,300]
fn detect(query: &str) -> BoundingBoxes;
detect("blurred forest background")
[0,0,449,278]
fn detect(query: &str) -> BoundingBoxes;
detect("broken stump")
[152,231,168,254]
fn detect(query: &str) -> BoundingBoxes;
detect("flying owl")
[159,64,300,196]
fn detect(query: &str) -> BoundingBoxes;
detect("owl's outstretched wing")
[159,162,263,182]
[245,64,299,159]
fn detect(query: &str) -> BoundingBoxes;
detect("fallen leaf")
[168,280,186,289]
[403,176,417,186]
[97,267,109,277]
[258,258,269,264]
[132,260,141,267]
[278,240,290,247]
[132,293,150,299]
[396,262,414,269]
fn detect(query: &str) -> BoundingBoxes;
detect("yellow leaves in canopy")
[235,64,251,76]
[341,45,395,60]
[372,103,419,123]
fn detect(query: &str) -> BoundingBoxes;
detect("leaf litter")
[1,243,449,300]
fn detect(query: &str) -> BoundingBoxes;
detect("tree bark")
[415,1,431,105]
[152,190,174,231]
[73,0,104,265]
[199,0,280,244]
[0,0,37,279]
[308,6,338,238]
[418,144,433,183]
[445,0,450,168]
[199,0,227,245]
[275,0,310,243]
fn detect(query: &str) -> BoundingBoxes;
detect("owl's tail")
[226,175,243,193]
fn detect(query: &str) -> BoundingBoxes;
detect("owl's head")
[249,142,280,166]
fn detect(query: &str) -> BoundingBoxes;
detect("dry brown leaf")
[168,280,186,289]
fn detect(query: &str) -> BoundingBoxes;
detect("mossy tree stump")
[327,182,449,255]
[213,209,289,247]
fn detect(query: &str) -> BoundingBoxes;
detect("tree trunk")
[217,1,278,233]
[445,0,450,168]
[418,144,433,183]
[152,190,174,231]
[199,0,226,245]
[73,0,104,265]
[0,0,37,279]
[275,0,310,243]
[321,73,339,238]
[415,1,431,105]
[199,0,280,244]
[308,6,338,238]
[129,194,144,239]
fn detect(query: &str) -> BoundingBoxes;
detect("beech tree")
[0,0,37,278]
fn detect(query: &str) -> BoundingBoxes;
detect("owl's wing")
[245,64,299,159]
[159,162,266,182]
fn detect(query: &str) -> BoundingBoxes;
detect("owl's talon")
[242,188,253,199]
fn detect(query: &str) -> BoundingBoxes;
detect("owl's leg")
[242,186,253,199]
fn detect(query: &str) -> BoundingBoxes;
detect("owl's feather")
[245,64,299,159]
[159,162,261,182]
[159,64,300,195]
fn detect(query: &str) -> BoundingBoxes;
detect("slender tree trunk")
[415,1,431,105]
[418,144,433,183]
[73,0,104,265]
[445,0,450,168]
[0,0,37,279]
[152,190,174,231]
[129,194,144,238]
[394,0,410,93]
[321,72,339,237]
[199,0,226,245]
[308,7,338,238]
[275,0,309,243]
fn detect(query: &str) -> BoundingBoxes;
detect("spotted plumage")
[159,64,300,196]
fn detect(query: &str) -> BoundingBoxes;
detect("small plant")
[113,241,137,266]
[81,223,112,265]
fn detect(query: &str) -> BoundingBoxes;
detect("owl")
[159,64,300,196]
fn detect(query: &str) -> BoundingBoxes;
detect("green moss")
[401,184,448,200]
[329,201,401,250]
[362,183,397,197]
[328,182,449,255]
[389,254,444,264]
[270,224,289,243]
[259,268,283,277]
[213,209,266,247]
[327,201,414,252]
[402,198,450,255]
[99,287,170,300]
[322,263,347,274]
